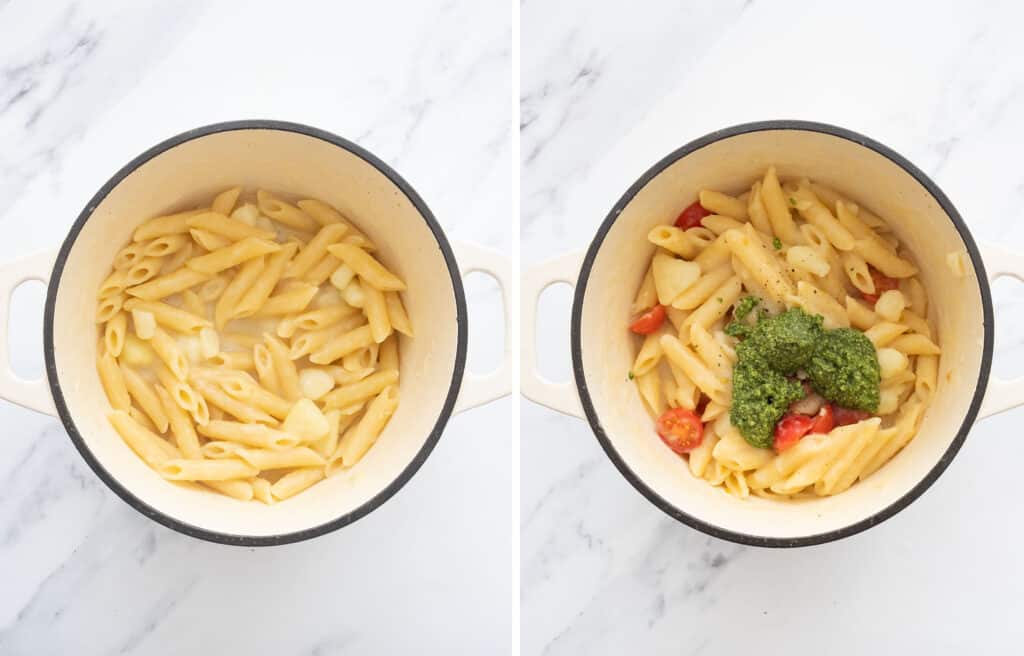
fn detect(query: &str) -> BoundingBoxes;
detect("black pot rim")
[43,119,468,547]
[570,119,993,548]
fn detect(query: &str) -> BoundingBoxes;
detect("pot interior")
[577,126,986,541]
[50,126,461,539]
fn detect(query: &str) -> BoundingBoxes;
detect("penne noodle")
[322,369,400,410]
[297,199,375,249]
[96,294,125,323]
[271,467,325,500]
[746,181,773,236]
[97,351,131,410]
[187,211,277,242]
[98,269,130,298]
[760,166,802,245]
[147,326,189,381]
[284,223,348,279]
[193,380,277,425]
[699,189,748,220]
[161,241,193,275]
[186,237,280,275]
[104,312,128,357]
[234,242,300,318]
[310,324,375,365]
[214,256,266,329]
[133,209,205,242]
[791,181,855,250]
[121,364,170,433]
[114,242,148,270]
[127,268,211,301]
[211,186,242,216]
[334,385,398,468]
[108,410,180,466]
[204,479,254,501]
[252,477,275,504]
[253,343,281,395]
[326,243,406,291]
[155,384,202,459]
[159,459,258,481]
[123,299,211,335]
[190,228,232,252]
[251,284,319,318]
[361,279,392,343]
[257,190,319,232]
[197,420,298,450]
[208,350,256,371]
[264,334,301,401]
[236,446,326,470]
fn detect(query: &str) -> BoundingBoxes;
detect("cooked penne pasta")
[326,243,405,291]
[334,385,398,468]
[629,166,939,501]
[108,410,180,466]
[97,188,410,502]
[197,420,298,450]
[257,190,319,232]
[188,211,276,242]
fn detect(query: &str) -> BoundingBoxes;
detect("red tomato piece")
[773,413,814,452]
[810,403,834,434]
[656,408,705,454]
[629,304,666,335]
[674,201,711,230]
[833,406,871,427]
[861,267,899,305]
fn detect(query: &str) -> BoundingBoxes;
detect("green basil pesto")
[806,328,880,412]
[739,308,823,375]
[728,305,879,448]
[733,296,759,322]
[730,358,803,448]
[723,296,760,339]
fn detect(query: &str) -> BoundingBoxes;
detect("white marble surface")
[0,1,516,654]
[522,0,1024,653]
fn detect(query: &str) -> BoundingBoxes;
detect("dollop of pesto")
[739,307,823,375]
[730,358,804,449]
[806,328,880,412]
[728,304,879,448]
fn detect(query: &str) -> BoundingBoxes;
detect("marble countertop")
[522,0,1024,653]
[0,1,516,654]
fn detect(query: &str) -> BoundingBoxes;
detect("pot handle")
[979,243,1024,418]
[0,249,57,416]
[521,251,584,418]
[452,242,516,413]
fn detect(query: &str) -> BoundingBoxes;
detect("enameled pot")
[523,120,1024,547]
[0,121,513,546]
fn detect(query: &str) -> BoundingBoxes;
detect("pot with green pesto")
[535,121,1018,546]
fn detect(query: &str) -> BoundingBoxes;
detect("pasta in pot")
[96,188,409,503]
[627,168,939,500]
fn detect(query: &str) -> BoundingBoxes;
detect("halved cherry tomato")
[861,267,899,304]
[833,406,871,427]
[674,201,711,230]
[810,403,834,434]
[656,408,704,454]
[773,413,814,452]
[629,304,666,335]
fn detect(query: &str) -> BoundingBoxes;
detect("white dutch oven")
[523,120,1024,547]
[0,121,514,546]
